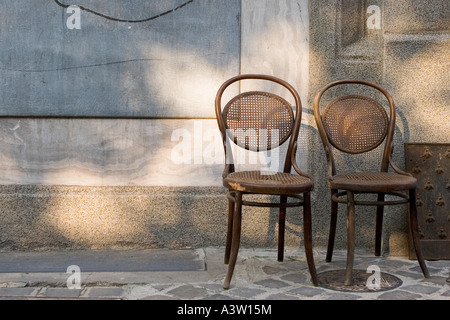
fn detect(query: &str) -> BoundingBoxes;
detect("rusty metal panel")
[405,143,450,260]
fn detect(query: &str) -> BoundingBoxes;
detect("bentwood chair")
[313,79,430,285]
[215,74,319,289]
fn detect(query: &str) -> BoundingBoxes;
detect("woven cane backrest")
[321,95,389,154]
[223,91,295,152]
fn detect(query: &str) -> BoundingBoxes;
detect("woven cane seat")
[224,171,313,194]
[329,172,417,192]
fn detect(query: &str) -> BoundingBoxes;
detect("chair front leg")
[345,191,356,286]
[326,189,339,263]
[278,196,288,262]
[303,192,319,286]
[223,191,243,289]
[408,189,430,278]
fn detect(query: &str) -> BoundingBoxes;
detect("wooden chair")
[215,74,319,289]
[313,79,431,285]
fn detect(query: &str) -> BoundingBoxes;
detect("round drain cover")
[318,269,403,292]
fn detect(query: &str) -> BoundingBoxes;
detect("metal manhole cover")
[318,269,403,293]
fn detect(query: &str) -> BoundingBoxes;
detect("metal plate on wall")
[405,143,450,260]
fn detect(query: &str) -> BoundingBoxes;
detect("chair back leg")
[345,191,356,286]
[326,189,339,263]
[375,193,385,256]
[278,196,288,262]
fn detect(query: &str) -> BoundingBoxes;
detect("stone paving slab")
[0,247,448,301]
[0,249,205,273]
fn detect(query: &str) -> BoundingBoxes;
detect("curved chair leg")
[375,193,385,257]
[224,198,235,264]
[278,196,288,262]
[409,189,430,278]
[326,189,339,263]
[223,191,243,289]
[303,192,319,286]
[345,191,356,286]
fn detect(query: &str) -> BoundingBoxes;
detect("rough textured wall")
[0,1,447,253]
[309,0,449,255]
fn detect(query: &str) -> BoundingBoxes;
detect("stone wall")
[0,0,448,254]
[309,0,449,255]
[0,0,311,251]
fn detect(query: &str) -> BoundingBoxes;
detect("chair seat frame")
[227,192,305,208]
[331,191,408,206]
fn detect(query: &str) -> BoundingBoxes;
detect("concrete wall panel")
[0,0,240,118]
[0,0,447,252]
[0,118,224,186]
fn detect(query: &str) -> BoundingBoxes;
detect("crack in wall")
[54,0,195,23]
[0,58,163,73]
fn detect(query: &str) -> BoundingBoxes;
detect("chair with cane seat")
[215,74,319,289]
[313,79,430,285]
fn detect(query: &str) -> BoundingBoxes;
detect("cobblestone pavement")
[0,247,449,300]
